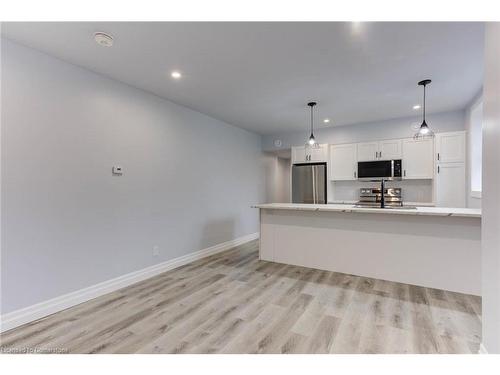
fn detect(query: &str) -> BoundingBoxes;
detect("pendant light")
[306,101,319,147]
[413,79,434,139]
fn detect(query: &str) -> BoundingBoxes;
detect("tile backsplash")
[331,179,433,203]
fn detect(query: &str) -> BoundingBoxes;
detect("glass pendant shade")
[414,120,434,139]
[413,79,434,139]
[306,101,319,148]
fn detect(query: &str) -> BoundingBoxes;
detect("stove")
[356,187,403,208]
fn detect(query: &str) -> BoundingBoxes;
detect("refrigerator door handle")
[315,166,319,204]
[312,166,316,204]
[315,166,320,204]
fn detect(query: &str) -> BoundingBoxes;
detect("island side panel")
[259,208,275,261]
[259,208,481,295]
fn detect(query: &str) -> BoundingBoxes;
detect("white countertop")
[253,203,481,218]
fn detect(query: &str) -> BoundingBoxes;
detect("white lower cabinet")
[435,163,466,207]
[402,138,434,179]
[330,143,357,180]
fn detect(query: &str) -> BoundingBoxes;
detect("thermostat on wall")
[112,166,123,175]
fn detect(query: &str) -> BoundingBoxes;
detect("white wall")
[263,110,466,152]
[0,39,265,314]
[465,91,483,209]
[481,22,500,354]
[261,153,290,203]
[275,157,291,203]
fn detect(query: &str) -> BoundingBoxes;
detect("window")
[470,100,483,197]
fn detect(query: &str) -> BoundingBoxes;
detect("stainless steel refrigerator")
[292,163,327,204]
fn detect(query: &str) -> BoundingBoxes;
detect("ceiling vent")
[94,32,114,47]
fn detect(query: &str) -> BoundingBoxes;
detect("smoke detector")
[94,32,114,47]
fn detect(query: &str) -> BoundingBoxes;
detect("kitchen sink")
[353,205,417,210]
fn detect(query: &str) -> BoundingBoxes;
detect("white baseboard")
[0,232,259,333]
[478,343,488,354]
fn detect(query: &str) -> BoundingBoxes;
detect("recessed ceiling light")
[323,118,330,123]
[413,105,421,110]
[171,71,182,79]
[94,32,114,47]
[351,22,364,34]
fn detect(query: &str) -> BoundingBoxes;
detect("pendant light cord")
[310,105,314,135]
[423,83,426,123]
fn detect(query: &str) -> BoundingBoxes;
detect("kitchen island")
[254,203,481,295]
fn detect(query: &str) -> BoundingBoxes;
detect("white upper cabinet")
[357,140,402,161]
[402,138,434,179]
[435,163,466,207]
[291,146,307,163]
[310,144,328,162]
[357,142,379,161]
[434,131,466,207]
[330,144,357,181]
[291,144,328,164]
[379,139,402,160]
[436,131,466,163]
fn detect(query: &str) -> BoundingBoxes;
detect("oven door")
[357,160,394,180]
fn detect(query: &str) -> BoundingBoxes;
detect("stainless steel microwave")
[357,159,402,181]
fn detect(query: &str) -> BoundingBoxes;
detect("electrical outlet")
[152,245,160,257]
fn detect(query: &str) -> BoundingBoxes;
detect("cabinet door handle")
[354,171,357,179]
[404,170,406,177]
[437,153,440,161]
[438,166,440,174]
[379,151,382,158]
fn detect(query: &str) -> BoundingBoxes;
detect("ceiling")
[1,22,484,135]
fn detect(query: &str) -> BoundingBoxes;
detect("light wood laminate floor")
[0,240,482,354]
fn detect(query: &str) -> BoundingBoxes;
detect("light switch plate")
[112,166,123,175]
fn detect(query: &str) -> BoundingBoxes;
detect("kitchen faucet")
[380,179,385,208]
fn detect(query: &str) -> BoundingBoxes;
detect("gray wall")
[276,157,291,203]
[261,153,291,203]
[465,91,483,209]
[263,110,466,151]
[1,39,264,314]
[482,22,500,354]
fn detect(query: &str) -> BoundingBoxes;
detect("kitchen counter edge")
[253,203,481,218]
